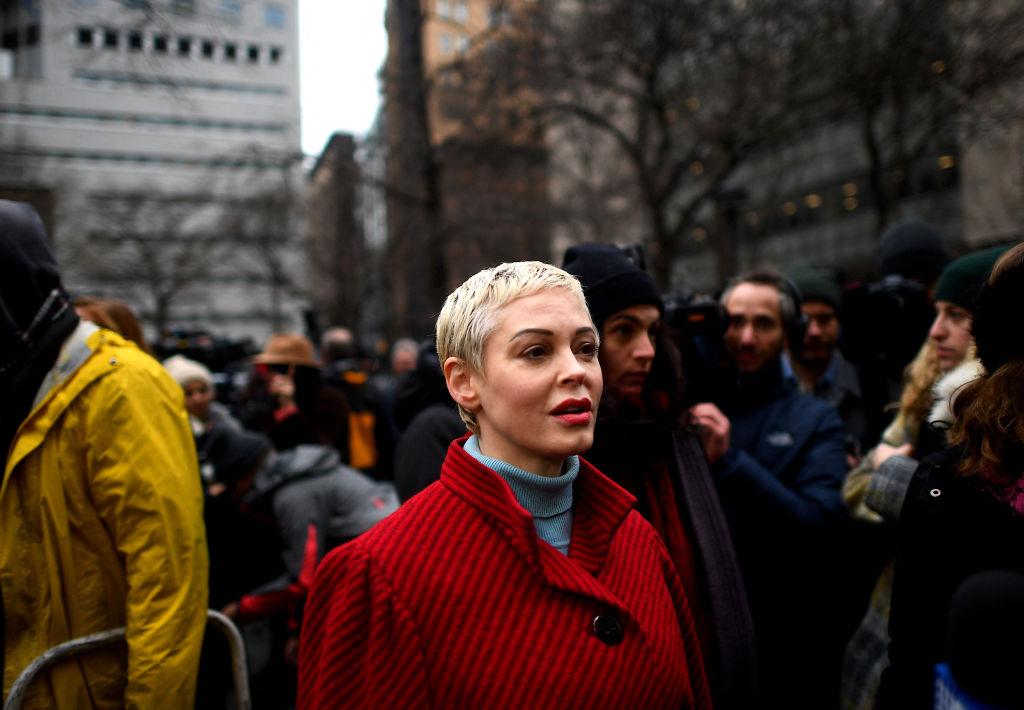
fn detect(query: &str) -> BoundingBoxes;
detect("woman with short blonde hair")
[300,261,710,708]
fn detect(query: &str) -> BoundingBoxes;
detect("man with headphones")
[691,270,849,709]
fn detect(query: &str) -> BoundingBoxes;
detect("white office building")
[0,0,305,341]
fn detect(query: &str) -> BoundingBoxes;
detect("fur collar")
[928,357,984,427]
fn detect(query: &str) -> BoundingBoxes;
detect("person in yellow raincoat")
[0,200,208,707]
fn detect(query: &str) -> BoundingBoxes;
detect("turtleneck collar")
[464,434,577,554]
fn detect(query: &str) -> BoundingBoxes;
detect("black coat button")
[592,614,623,645]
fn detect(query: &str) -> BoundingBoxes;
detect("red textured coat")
[299,437,710,708]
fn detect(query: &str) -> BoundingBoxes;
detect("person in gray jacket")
[207,429,399,623]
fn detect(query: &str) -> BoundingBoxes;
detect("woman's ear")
[444,357,480,412]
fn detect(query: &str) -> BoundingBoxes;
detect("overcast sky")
[299,1,388,156]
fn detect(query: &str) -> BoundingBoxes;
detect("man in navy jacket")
[691,270,848,709]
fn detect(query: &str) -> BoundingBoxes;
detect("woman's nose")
[635,335,655,361]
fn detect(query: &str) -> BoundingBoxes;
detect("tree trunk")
[861,106,891,235]
[393,0,448,335]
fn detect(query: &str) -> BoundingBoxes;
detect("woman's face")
[184,379,214,421]
[599,304,660,398]
[458,289,602,477]
[928,300,973,372]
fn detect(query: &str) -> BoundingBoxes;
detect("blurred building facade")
[0,0,306,340]
[959,1,1024,249]
[388,0,1021,302]
[669,121,964,292]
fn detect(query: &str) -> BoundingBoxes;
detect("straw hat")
[251,333,321,368]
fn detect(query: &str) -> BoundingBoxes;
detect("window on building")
[201,39,215,59]
[172,0,195,13]
[120,0,151,8]
[453,1,469,23]
[178,36,192,56]
[224,42,237,61]
[0,48,14,79]
[219,0,242,23]
[1,31,17,52]
[153,34,168,53]
[77,27,93,47]
[439,32,452,54]
[437,0,451,19]
[103,29,118,49]
[455,35,468,53]
[24,24,38,47]
[269,45,282,63]
[128,31,143,51]
[265,3,285,28]
[247,44,259,63]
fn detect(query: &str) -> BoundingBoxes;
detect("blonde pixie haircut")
[436,261,593,433]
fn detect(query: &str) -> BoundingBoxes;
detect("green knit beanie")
[933,245,1011,311]
[788,263,841,311]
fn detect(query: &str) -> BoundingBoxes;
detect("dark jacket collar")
[721,358,789,413]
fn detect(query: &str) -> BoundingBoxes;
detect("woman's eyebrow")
[509,328,554,341]
[607,315,657,328]
[509,326,596,341]
[608,315,641,326]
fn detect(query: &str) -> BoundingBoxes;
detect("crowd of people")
[2,196,1023,709]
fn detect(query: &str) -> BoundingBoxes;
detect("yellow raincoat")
[2,324,208,708]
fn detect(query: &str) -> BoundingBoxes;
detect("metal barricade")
[4,609,251,710]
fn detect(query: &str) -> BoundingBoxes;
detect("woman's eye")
[523,346,547,359]
[577,341,598,357]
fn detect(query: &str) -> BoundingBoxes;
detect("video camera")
[153,329,256,404]
[840,274,936,442]
[616,242,733,404]
[664,291,731,405]
[841,274,934,381]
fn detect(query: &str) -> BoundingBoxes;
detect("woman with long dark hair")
[879,242,1024,708]
[563,243,755,710]
[841,247,1006,709]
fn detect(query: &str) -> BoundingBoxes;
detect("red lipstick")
[551,398,593,425]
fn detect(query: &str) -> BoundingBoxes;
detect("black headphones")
[776,275,809,349]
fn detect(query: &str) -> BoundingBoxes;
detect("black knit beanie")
[206,428,272,484]
[562,243,663,330]
[878,221,948,282]
[933,245,1009,312]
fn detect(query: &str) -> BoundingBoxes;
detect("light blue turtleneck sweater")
[464,435,578,555]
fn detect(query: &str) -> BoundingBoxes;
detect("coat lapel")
[441,439,637,612]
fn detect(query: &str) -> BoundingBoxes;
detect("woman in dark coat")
[880,242,1024,709]
[299,261,710,708]
[563,243,756,710]
[239,333,352,461]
